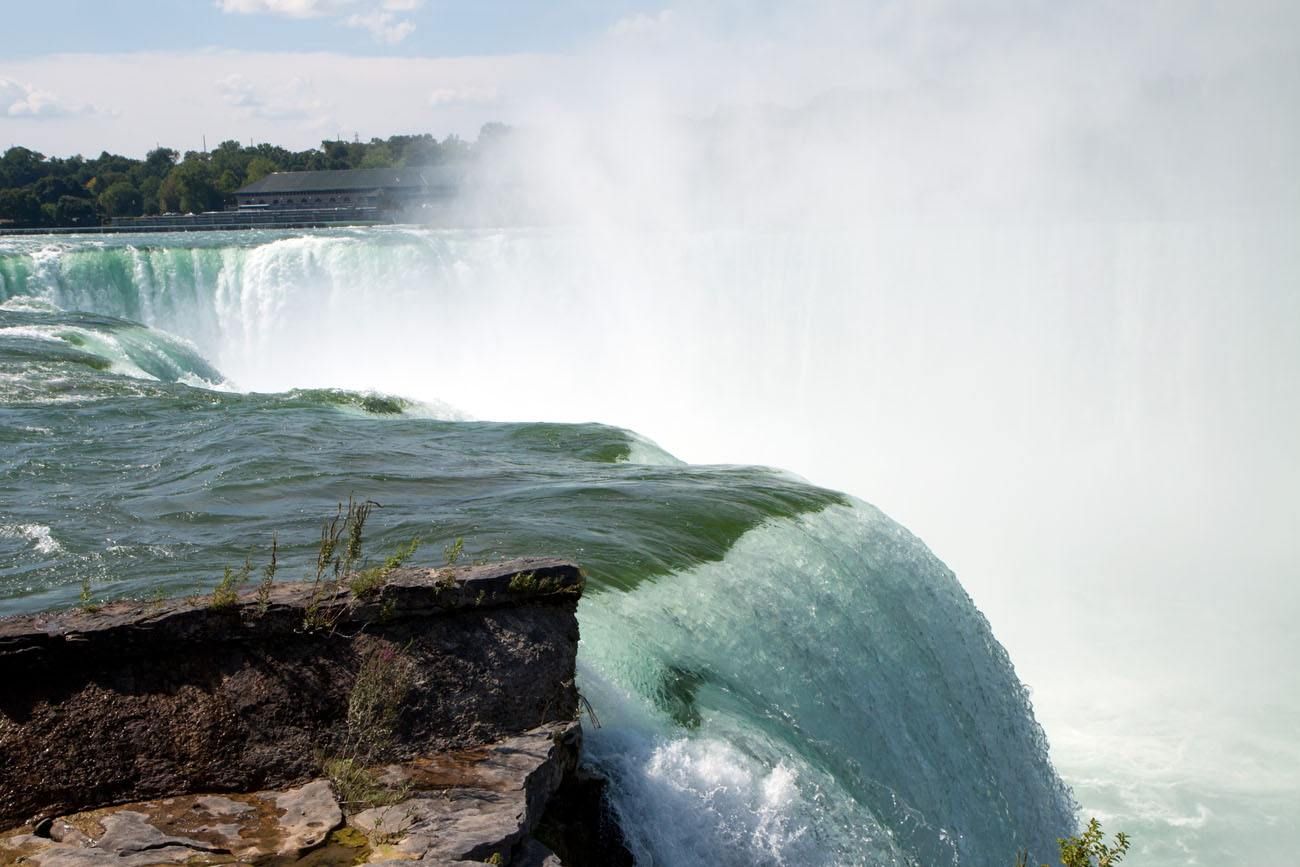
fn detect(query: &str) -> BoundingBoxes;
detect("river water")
[2,226,1296,864]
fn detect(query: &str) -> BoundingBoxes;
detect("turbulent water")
[3,225,1297,865]
[0,228,1079,865]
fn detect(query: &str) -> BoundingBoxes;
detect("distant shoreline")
[0,215,388,236]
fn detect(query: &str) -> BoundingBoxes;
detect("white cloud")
[216,0,422,43]
[215,0,349,17]
[217,73,332,124]
[0,77,96,118]
[345,10,416,45]
[608,9,676,38]
[428,85,498,107]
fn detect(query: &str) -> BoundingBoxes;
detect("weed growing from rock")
[304,497,421,630]
[254,533,277,616]
[78,576,99,613]
[324,639,417,810]
[508,571,538,592]
[443,536,464,565]
[349,537,420,600]
[210,557,252,609]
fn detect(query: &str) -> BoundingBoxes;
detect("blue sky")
[0,1,670,58]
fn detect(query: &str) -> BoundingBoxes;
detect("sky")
[0,0,676,156]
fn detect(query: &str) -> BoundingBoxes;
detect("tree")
[0,189,42,226]
[139,176,162,215]
[161,159,224,213]
[143,147,179,179]
[33,176,81,205]
[243,156,278,185]
[54,195,100,226]
[157,172,181,213]
[216,170,242,195]
[476,122,512,150]
[359,144,395,169]
[98,181,143,219]
[0,147,46,188]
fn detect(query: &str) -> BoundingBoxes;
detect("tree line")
[0,124,509,229]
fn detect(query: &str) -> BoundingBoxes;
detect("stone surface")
[351,722,579,864]
[274,780,344,856]
[0,559,582,829]
[0,779,346,866]
[0,726,582,867]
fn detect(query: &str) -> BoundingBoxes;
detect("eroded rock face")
[0,724,580,867]
[0,560,582,830]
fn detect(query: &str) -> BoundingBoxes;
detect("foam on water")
[0,523,64,556]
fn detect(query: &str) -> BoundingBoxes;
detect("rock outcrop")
[0,723,581,866]
[0,559,615,865]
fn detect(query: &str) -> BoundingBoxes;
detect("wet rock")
[0,780,344,866]
[273,780,344,856]
[350,722,578,864]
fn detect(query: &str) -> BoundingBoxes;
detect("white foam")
[0,296,61,313]
[0,523,64,556]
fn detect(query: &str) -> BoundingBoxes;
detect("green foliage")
[507,570,538,592]
[322,757,407,811]
[443,536,464,566]
[211,557,253,609]
[78,576,99,613]
[163,160,225,213]
[1016,819,1132,867]
[255,533,278,616]
[1059,819,1130,867]
[305,497,421,627]
[324,640,416,810]
[349,537,421,599]
[97,180,142,218]
[0,188,41,225]
[53,195,99,226]
[243,156,278,185]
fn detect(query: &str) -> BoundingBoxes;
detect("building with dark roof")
[233,166,461,211]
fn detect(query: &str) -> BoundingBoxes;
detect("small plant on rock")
[303,498,422,629]
[254,533,277,616]
[78,576,99,613]
[507,570,537,592]
[210,556,252,609]
[443,536,464,566]
[1016,819,1131,867]
[324,639,417,810]
[349,537,420,600]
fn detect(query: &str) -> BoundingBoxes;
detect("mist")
[435,2,1298,858]
[437,0,1300,682]
[55,2,1294,859]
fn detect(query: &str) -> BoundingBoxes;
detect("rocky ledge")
[0,560,631,866]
